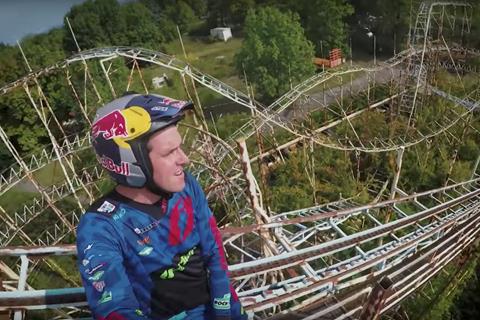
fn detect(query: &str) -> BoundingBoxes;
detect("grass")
[32,160,66,187]
[138,36,247,115]
[134,36,371,117]
[0,188,37,213]
[156,35,245,87]
[164,36,243,80]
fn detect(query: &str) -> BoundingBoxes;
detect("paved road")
[281,65,402,121]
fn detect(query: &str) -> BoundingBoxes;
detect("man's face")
[147,126,189,193]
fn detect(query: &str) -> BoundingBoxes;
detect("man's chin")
[172,184,185,193]
[165,180,186,193]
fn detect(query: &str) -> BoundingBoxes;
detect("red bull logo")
[92,110,128,140]
[100,156,130,176]
[159,98,186,109]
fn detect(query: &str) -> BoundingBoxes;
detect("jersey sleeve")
[76,213,148,320]
[187,173,246,320]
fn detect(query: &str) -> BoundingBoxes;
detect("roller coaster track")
[1,42,477,197]
[1,34,478,191]
[1,177,479,318]
[0,131,92,197]
[0,166,104,247]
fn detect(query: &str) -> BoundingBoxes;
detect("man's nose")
[177,148,190,166]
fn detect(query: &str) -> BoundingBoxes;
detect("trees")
[120,1,167,48]
[349,0,410,55]
[235,7,315,102]
[299,0,354,56]
[65,0,167,51]
[0,45,24,87]
[206,0,256,28]
[466,1,480,48]
[64,0,120,51]
[140,0,205,35]
[256,0,354,57]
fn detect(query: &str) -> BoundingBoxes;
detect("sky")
[0,0,129,45]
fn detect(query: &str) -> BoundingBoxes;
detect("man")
[76,93,246,320]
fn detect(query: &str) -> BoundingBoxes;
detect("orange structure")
[329,48,342,67]
[313,48,343,68]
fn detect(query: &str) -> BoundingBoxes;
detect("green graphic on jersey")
[160,247,195,280]
[88,271,104,281]
[213,293,231,310]
[98,291,112,304]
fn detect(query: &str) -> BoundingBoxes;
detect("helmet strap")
[145,180,173,200]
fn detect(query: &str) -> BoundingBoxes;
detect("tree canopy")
[298,0,354,55]
[349,0,410,55]
[65,0,168,51]
[235,6,315,102]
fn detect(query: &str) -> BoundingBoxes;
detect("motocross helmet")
[91,93,193,194]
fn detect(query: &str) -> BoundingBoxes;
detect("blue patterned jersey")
[76,172,246,320]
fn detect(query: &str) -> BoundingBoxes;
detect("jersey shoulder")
[85,191,121,218]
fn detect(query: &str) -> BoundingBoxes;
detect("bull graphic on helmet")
[92,110,128,140]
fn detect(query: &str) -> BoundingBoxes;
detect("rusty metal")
[359,276,393,320]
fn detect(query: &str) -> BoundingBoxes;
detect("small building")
[152,73,168,89]
[313,48,343,69]
[329,48,342,68]
[210,27,232,42]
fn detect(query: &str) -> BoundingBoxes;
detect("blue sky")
[0,0,129,45]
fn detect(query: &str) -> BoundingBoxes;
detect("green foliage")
[449,256,480,320]
[206,0,256,28]
[120,2,168,48]
[235,6,315,102]
[65,0,168,51]
[0,90,49,154]
[299,0,354,55]
[0,143,12,170]
[349,0,410,55]
[0,45,25,86]
[169,1,199,33]
[403,251,480,320]
[314,148,361,202]
[451,160,473,182]
[209,112,250,139]
[141,0,205,36]
[269,152,312,212]
[265,142,367,211]
[0,188,37,213]
[184,0,208,18]
[458,138,479,162]
[465,1,480,49]
[64,0,120,50]
[20,28,66,69]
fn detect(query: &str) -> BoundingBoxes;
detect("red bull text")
[92,110,128,140]
[100,156,130,176]
[159,98,186,109]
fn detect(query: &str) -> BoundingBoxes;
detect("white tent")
[210,27,232,42]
